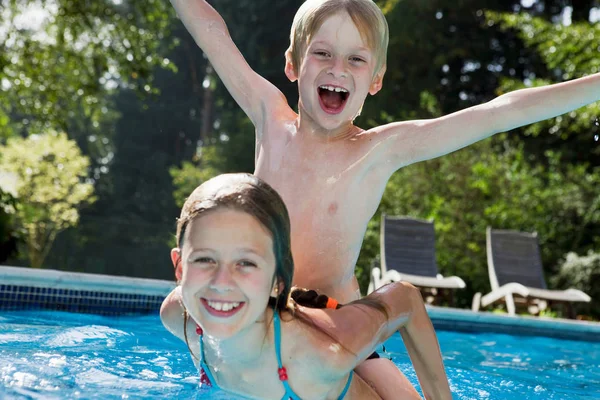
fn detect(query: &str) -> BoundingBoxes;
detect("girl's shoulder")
[279,308,359,376]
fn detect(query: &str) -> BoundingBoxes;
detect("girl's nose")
[209,265,235,293]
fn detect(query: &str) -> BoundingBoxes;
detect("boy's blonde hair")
[288,0,389,76]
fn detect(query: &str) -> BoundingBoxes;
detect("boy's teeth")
[207,301,240,311]
[320,85,347,93]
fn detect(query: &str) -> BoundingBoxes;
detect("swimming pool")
[1,310,599,399]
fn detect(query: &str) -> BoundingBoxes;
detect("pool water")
[1,311,599,399]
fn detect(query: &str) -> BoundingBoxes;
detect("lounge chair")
[368,215,466,304]
[474,227,591,317]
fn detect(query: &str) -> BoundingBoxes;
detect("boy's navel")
[328,202,338,215]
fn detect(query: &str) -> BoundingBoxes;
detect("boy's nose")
[328,58,347,78]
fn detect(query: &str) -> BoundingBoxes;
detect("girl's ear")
[271,280,284,298]
[171,248,182,281]
[284,49,298,82]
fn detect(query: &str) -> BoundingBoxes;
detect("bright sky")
[0,0,56,44]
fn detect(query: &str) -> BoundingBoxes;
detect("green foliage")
[551,251,600,319]
[170,157,221,208]
[485,12,600,164]
[0,188,19,262]
[357,138,600,306]
[538,308,559,319]
[170,124,255,208]
[0,0,176,164]
[0,131,95,268]
[485,12,600,78]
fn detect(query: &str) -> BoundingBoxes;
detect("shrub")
[551,251,600,319]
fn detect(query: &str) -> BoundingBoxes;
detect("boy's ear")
[284,49,298,82]
[171,248,183,281]
[369,65,386,95]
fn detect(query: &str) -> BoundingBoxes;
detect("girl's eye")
[238,260,257,268]
[314,51,329,57]
[350,56,365,63]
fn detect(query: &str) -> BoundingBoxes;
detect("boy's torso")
[254,110,391,304]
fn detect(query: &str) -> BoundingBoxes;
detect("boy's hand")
[169,0,287,133]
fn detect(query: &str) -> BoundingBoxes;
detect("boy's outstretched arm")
[170,0,286,133]
[322,282,452,400]
[373,72,600,169]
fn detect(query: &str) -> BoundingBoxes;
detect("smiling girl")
[161,173,451,399]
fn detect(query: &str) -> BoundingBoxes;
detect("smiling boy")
[164,0,600,397]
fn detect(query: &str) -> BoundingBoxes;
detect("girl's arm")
[160,287,201,369]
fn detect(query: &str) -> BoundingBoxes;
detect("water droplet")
[595,135,599,142]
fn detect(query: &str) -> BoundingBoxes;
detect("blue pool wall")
[0,265,175,315]
[1,265,598,342]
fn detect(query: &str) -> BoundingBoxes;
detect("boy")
[164,0,599,397]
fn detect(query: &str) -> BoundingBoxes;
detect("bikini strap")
[198,326,218,388]
[273,311,284,369]
[273,311,302,400]
[338,370,353,399]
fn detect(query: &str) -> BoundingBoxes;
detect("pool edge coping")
[427,305,600,342]
[0,265,176,296]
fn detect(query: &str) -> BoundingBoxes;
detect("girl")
[161,173,451,399]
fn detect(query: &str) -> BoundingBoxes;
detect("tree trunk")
[200,64,215,143]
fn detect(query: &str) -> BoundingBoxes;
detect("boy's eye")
[192,257,215,264]
[350,56,365,63]
[314,51,329,57]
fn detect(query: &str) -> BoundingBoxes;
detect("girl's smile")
[201,298,245,317]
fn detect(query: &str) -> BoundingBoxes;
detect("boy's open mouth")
[318,85,349,114]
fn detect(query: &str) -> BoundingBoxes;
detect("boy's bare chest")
[257,141,357,217]
[255,124,388,225]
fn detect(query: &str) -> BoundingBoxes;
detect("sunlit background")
[0,0,598,318]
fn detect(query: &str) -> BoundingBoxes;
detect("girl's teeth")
[208,301,240,311]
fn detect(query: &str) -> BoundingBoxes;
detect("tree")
[0,0,178,268]
[0,188,18,262]
[485,11,600,167]
[42,22,208,278]
[0,0,178,184]
[0,131,95,268]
